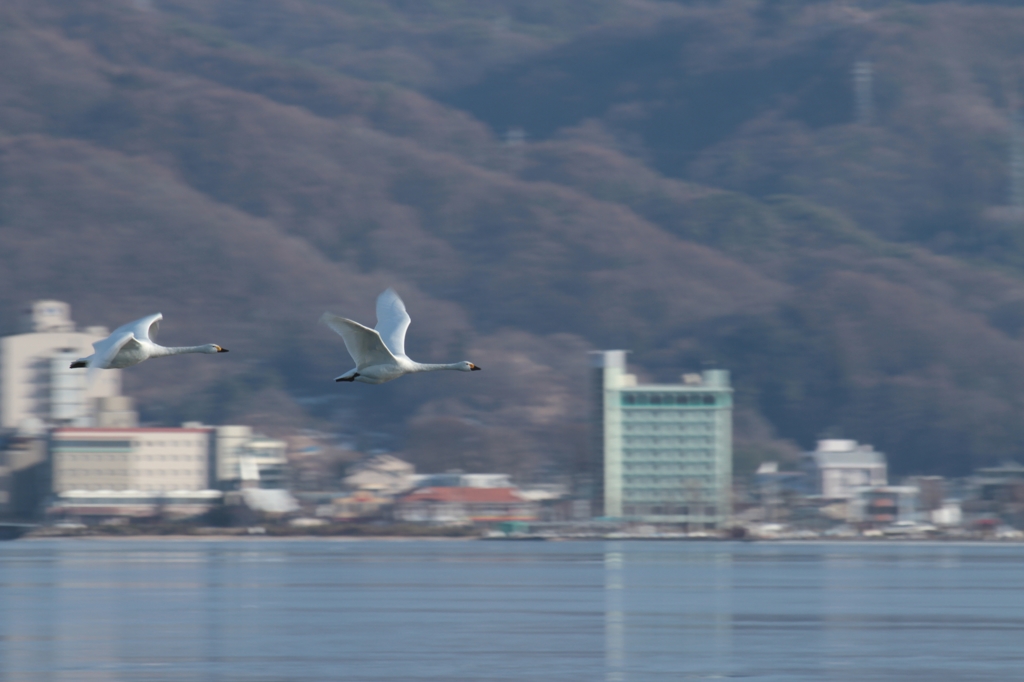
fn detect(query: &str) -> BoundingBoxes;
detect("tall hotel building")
[590,351,732,529]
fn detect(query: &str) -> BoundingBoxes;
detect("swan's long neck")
[151,344,211,357]
[409,362,466,373]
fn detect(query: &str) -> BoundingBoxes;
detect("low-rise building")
[345,454,417,496]
[849,485,919,525]
[395,487,538,525]
[802,439,887,500]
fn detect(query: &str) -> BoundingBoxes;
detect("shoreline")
[10,533,1024,544]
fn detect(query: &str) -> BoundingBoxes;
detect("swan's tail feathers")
[70,360,87,369]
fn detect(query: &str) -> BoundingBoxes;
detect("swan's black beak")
[471,364,482,371]
[70,361,87,369]
[217,347,229,352]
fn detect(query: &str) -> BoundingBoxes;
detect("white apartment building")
[0,301,123,430]
[50,427,214,493]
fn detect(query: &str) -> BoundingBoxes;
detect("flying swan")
[321,288,481,384]
[70,313,228,373]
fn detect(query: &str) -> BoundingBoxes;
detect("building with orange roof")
[395,486,538,525]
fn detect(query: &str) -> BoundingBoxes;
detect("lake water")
[1,539,1023,681]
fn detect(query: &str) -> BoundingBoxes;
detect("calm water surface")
[1,539,1023,681]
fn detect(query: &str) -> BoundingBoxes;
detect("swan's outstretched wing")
[119,313,162,343]
[375,288,411,358]
[85,332,140,384]
[321,313,398,369]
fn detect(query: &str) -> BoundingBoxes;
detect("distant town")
[2,300,1022,541]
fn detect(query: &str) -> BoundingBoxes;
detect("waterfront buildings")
[589,350,733,529]
[394,486,537,524]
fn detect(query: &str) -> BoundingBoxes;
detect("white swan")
[321,288,481,384]
[70,313,228,374]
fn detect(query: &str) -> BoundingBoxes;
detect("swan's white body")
[321,289,480,384]
[70,313,227,376]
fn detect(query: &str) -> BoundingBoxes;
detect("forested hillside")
[4,0,1024,478]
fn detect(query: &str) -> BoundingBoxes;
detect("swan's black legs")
[336,373,359,382]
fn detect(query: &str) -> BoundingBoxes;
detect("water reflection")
[3,541,1024,681]
[604,542,625,682]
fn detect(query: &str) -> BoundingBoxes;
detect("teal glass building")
[590,351,732,529]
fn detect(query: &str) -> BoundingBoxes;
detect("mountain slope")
[4,0,1024,478]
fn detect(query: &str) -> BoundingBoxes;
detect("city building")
[589,350,733,529]
[50,426,214,493]
[1,301,124,430]
[849,485,919,525]
[210,424,254,486]
[802,439,887,500]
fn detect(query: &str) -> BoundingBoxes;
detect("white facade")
[51,427,214,493]
[1,301,122,430]
[592,351,733,528]
[212,425,253,483]
[185,423,289,489]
